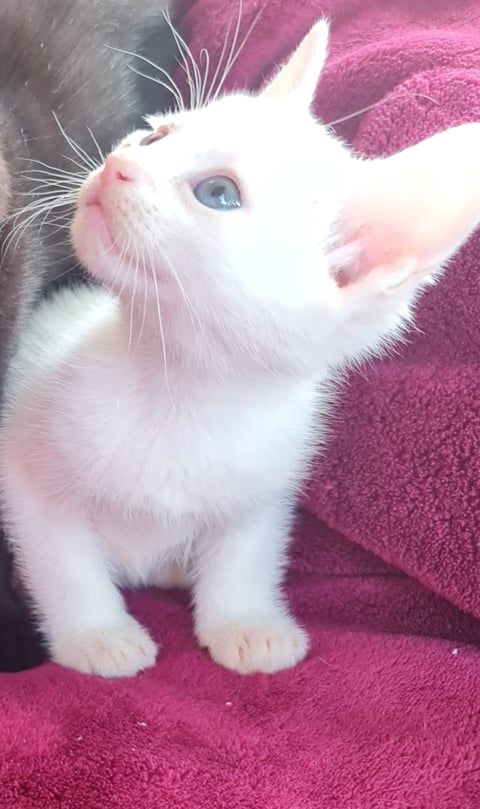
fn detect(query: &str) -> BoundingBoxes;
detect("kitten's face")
[72,91,352,371]
[72,21,480,374]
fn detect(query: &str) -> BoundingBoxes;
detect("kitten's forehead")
[125,92,348,201]
[146,94,318,155]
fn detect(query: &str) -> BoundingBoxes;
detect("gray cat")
[0,0,177,671]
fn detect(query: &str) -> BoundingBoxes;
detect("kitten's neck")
[112,289,323,388]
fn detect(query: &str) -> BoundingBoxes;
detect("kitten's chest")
[74,374,320,520]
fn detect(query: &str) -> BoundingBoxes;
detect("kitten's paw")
[51,617,158,678]
[198,617,309,675]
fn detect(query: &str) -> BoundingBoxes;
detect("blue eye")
[193,176,242,210]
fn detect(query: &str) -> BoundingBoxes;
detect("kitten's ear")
[262,19,329,107]
[335,124,480,295]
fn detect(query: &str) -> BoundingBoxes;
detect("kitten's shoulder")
[5,285,117,402]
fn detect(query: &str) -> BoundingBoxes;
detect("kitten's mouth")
[81,195,119,254]
[77,194,152,278]
[75,176,166,283]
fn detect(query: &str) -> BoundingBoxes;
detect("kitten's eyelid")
[185,168,242,194]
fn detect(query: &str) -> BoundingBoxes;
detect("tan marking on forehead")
[140,122,175,147]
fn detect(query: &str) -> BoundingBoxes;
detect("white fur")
[2,20,480,678]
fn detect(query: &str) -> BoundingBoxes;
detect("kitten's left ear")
[262,19,329,108]
[334,123,480,296]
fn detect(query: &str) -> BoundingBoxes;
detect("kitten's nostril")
[114,170,131,183]
[100,154,137,188]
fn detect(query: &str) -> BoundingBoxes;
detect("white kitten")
[2,20,480,678]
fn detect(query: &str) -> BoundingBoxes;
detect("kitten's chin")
[71,202,118,277]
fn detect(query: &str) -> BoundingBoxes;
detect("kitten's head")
[72,20,480,376]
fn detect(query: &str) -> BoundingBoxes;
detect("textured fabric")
[3,1,480,806]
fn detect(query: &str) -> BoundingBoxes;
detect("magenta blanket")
[3,1,480,807]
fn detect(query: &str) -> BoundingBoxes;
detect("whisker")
[325,92,440,128]
[198,48,211,108]
[87,127,105,164]
[127,247,140,354]
[211,3,264,102]
[52,112,99,172]
[17,156,89,179]
[106,44,185,111]
[163,10,202,108]
[156,244,206,350]
[203,20,231,107]
[146,243,175,409]
[127,64,183,111]
[210,0,243,103]
[61,153,97,175]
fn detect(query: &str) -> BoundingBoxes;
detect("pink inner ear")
[334,124,480,290]
[335,218,409,288]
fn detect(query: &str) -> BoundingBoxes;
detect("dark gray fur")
[0,0,179,671]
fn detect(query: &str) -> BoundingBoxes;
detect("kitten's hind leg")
[4,495,157,678]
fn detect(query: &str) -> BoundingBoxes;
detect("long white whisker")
[127,247,140,354]
[51,112,99,172]
[147,245,175,409]
[160,11,197,108]
[17,156,89,179]
[163,10,202,108]
[198,48,211,108]
[136,255,149,352]
[114,233,133,302]
[325,92,439,128]
[61,153,97,175]
[127,64,183,110]
[156,245,205,349]
[106,44,185,111]
[203,20,232,107]
[211,4,264,102]
[87,128,105,164]
[211,0,243,102]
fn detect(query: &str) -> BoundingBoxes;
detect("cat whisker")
[61,153,98,176]
[19,172,85,185]
[155,244,207,357]
[127,248,140,354]
[205,2,263,106]
[5,191,76,222]
[52,112,99,173]
[202,21,231,107]
[115,234,134,303]
[127,64,183,111]
[17,156,89,181]
[106,44,185,111]
[325,92,440,128]
[146,243,175,409]
[1,193,75,261]
[209,0,244,105]
[136,249,149,352]
[18,181,82,193]
[87,127,105,164]
[198,48,211,109]
[163,10,202,108]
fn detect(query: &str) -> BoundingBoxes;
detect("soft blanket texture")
[3,1,480,806]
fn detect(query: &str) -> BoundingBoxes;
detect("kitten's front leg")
[4,495,157,678]
[193,500,308,675]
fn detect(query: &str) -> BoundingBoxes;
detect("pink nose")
[100,153,138,188]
